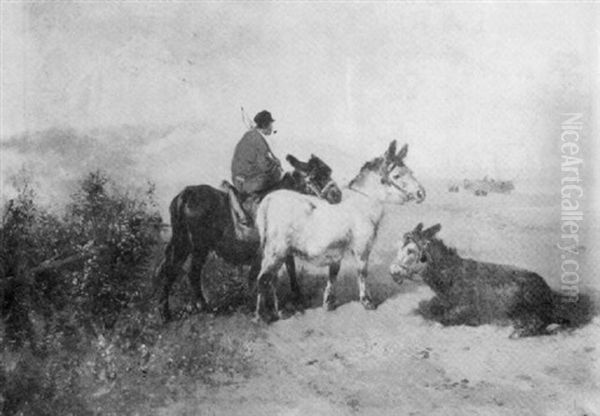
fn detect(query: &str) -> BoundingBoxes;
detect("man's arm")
[252,135,281,175]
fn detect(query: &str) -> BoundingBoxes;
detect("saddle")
[221,180,260,242]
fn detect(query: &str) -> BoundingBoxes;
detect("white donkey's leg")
[255,248,285,322]
[356,250,376,310]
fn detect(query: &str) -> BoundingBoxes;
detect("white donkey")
[256,140,425,319]
[253,141,425,321]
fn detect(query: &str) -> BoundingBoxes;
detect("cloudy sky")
[1,2,597,192]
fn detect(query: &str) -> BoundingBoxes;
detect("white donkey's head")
[350,141,426,204]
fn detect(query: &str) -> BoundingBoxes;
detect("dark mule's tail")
[153,191,192,308]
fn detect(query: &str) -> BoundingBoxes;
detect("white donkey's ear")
[384,140,397,161]
[396,143,408,161]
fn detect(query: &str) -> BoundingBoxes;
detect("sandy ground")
[150,184,599,416]
[156,292,599,416]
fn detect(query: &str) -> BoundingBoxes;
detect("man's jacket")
[231,129,282,194]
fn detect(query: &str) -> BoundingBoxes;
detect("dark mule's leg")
[323,262,340,311]
[285,255,304,309]
[247,260,261,293]
[188,244,210,313]
[158,192,192,322]
[242,260,261,311]
[158,237,190,322]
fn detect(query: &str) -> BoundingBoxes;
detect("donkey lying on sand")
[390,223,562,338]
[254,141,426,322]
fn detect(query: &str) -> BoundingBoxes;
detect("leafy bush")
[1,170,161,332]
[0,170,162,415]
[65,171,162,329]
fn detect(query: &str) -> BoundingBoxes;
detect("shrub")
[0,170,162,415]
[1,170,161,334]
[64,171,162,329]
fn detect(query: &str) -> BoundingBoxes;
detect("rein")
[320,179,338,196]
[381,164,411,200]
[304,176,337,199]
[347,185,371,198]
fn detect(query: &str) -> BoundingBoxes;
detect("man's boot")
[222,181,259,241]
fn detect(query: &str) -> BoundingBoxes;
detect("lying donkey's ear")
[423,223,441,239]
[414,222,424,234]
[286,154,309,171]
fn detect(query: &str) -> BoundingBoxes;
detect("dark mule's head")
[286,154,342,203]
[389,222,443,284]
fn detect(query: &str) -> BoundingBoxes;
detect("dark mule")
[156,154,342,321]
[390,223,563,338]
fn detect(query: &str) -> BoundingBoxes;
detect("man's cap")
[254,110,275,128]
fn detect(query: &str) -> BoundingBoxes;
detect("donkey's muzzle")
[390,263,420,284]
[389,263,407,284]
[322,181,342,204]
[327,187,343,204]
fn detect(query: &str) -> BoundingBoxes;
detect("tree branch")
[1,242,102,288]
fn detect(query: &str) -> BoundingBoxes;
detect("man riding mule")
[225,110,342,240]
[155,114,342,320]
[226,111,283,238]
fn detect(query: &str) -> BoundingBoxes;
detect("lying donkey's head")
[389,222,442,284]
[286,154,343,204]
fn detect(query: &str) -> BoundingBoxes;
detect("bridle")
[348,162,411,200]
[302,173,338,199]
[405,233,430,262]
[381,163,411,200]
[394,233,430,278]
